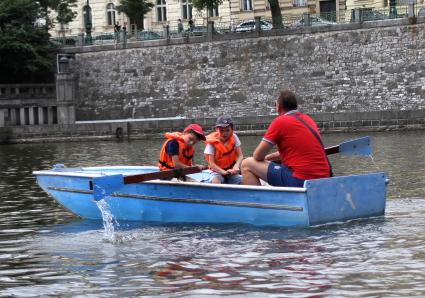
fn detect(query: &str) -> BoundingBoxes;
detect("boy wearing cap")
[204,116,244,184]
[158,124,206,171]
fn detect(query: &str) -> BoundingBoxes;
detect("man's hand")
[265,151,280,162]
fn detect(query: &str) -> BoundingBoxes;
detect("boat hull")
[34,166,387,227]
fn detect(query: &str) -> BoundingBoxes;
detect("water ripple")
[0,131,425,296]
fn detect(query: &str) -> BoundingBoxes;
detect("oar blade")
[92,174,124,201]
[339,136,372,156]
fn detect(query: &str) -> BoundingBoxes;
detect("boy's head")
[215,115,234,142]
[183,124,206,146]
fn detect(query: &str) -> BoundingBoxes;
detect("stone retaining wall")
[2,18,425,144]
[64,18,425,121]
[1,109,424,144]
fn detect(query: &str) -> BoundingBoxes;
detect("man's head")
[275,90,298,114]
[183,124,206,146]
[215,115,234,142]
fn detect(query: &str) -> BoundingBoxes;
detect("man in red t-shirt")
[241,90,331,187]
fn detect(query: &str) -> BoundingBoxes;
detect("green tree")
[0,0,55,83]
[116,0,154,31]
[36,0,77,29]
[56,0,77,34]
[268,0,283,28]
[192,0,223,21]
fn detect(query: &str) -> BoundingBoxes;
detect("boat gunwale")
[33,169,307,193]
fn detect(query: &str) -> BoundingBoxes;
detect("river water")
[0,130,424,297]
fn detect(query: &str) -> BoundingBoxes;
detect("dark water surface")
[1,131,424,297]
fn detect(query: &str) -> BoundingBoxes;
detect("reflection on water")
[0,130,425,296]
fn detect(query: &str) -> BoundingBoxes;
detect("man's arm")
[253,140,274,161]
[265,151,280,161]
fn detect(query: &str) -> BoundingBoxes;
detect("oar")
[325,136,372,156]
[270,136,372,162]
[123,166,203,183]
[92,166,203,201]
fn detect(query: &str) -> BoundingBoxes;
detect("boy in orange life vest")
[158,124,206,171]
[204,115,244,184]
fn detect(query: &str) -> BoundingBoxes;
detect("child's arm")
[206,154,228,176]
[171,155,190,169]
[231,147,244,174]
[171,155,206,170]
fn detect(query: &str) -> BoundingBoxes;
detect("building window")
[182,0,193,20]
[106,3,116,26]
[157,0,167,22]
[208,5,219,17]
[242,0,253,11]
[293,0,306,7]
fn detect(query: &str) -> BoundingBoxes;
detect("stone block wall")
[2,109,424,144]
[67,20,425,121]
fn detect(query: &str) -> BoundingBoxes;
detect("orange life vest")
[158,132,194,171]
[205,132,237,170]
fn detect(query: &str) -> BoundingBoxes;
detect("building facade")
[50,0,422,38]
[51,0,329,37]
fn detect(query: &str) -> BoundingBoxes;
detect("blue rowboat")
[33,165,387,227]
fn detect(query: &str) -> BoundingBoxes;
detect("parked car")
[94,33,114,40]
[184,26,223,36]
[185,25,207,36]
[234,20,273,32]
[419,7,425,17]
[362,10,387,21]
[351,8,408,22]
[138,31,162,40]
[294,16,336,27]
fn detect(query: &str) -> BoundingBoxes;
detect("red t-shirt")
[263,111,330,180]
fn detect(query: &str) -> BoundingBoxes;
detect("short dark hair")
[277,90,298,111]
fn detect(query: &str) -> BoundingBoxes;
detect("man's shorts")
[267,162,305,187]
[208,173,243,185]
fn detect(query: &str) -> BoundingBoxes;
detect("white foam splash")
[95,198,120,243]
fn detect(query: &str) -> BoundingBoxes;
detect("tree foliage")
[192,0,223,17]
[24,0,77,30]
[56,0,78,30]
[116,0,154,30]
[0,0,55,83]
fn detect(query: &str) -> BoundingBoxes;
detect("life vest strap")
[221,145,235,157]
[222,161,236,171]
[158,160,173,169]
[183,153,193,160]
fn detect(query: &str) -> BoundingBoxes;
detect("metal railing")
[52,4,422,48]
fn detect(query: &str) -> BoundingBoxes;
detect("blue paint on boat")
[33,166,387,227]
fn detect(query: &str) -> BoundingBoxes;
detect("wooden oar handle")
[123,166,203,184]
